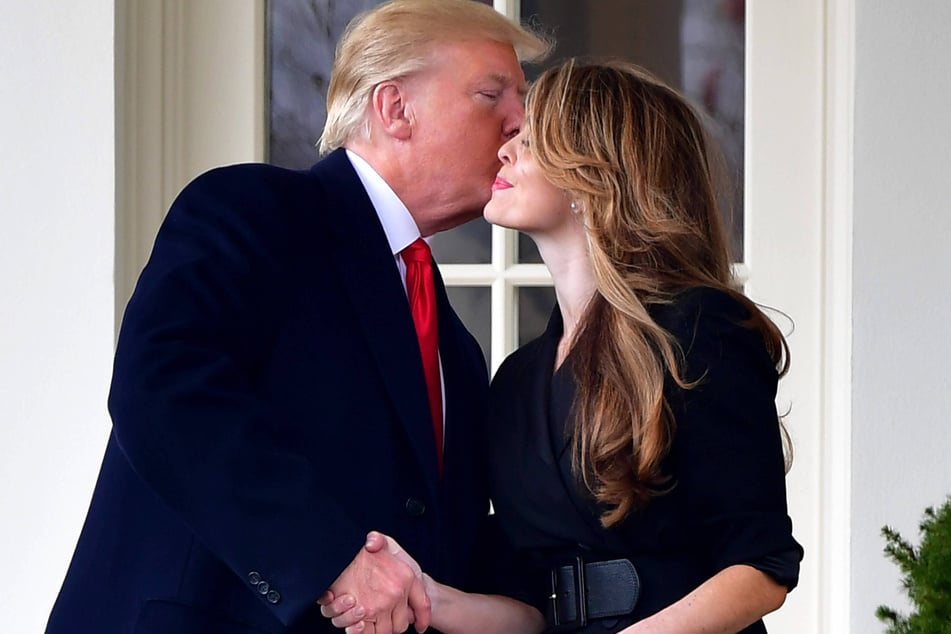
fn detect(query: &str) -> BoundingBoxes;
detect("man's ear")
[371,81,413,141]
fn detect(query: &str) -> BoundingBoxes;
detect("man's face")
[401,39,527,233]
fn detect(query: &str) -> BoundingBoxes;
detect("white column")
[0,2,115,630]
[116,0,266,311]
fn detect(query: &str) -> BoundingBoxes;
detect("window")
[266,0,744,372]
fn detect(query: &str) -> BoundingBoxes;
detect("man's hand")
[319,533,431,634]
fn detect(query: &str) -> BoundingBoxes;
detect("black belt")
[545,556,640,631]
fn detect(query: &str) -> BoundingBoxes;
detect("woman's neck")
[533,230,597,364]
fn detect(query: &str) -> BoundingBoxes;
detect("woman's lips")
[492,176,513,190]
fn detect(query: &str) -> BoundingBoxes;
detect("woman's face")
[483,128,575,235]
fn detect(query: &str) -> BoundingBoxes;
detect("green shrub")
[877,497,951,633]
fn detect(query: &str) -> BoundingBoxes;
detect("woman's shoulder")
[651,286,752,343]
[652,286,783,386]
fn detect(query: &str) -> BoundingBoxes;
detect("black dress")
[485,288,803,633]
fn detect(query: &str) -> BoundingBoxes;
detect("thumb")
[363,530,387,554]
[408,576,432,633]
[383,534,423,577]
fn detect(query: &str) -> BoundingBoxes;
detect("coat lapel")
[542,307,627,545]
[311,150,440,489]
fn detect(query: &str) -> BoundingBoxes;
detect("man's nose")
[502,104,524,140]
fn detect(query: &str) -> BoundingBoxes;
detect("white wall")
[852,1,951,631]
[0,2,115,631]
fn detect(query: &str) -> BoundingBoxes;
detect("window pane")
[445,286,491,363]
[520,0,745,261]
[518,287,557,346]
[430,218,492,264]
[267,0,383,170]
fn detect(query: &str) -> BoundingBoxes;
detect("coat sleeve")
[664,290,803,588]
[109,165,364,625]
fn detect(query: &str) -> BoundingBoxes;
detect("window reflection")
[445,287,491,363]
[518,286,557,346]
[430,218,492,264]
[517,233,543,264]
[267,0,383,170]
[519,0,745,261]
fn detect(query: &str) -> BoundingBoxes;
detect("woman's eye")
[480,91,500,101]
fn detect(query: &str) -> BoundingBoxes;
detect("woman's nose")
[498,135,517,164]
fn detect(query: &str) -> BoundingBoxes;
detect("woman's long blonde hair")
[526,59,789,527]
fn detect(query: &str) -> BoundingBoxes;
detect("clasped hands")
[319,531,434,634]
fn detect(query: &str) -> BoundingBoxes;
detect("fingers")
[331,606,369,630]
[393,599,418,634]
[407,576,431,633]
[374,611,394,634]
[322,593,359,620]
[317,590,335,607]
[345,622,368,634]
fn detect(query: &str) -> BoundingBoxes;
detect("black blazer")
[47,150,490,633]
[486,288,801,632]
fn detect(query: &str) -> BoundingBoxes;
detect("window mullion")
[493,0,520,19]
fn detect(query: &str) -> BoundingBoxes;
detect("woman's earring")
[569,201,579,213]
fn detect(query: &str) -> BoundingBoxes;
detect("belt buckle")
[548,555,587,631]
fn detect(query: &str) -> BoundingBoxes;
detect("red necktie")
[402,238,443,474]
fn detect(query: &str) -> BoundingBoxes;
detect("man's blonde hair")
[318,0,550,154]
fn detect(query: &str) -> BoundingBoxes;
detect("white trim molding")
[494,0,520,18]
[442,224,552,374]
[746,1,827,630]
[115,0,265,322]
[819,0,854,631]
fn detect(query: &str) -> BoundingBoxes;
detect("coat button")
[405,497,426,517]
[257,581,270,594]
[248,571,262,585]
[267,590,281,604]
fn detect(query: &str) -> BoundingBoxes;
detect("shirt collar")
[345,149,420,255]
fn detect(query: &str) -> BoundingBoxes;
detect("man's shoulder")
[181,150,358,202]
[168,162,334,226]
[183,162,316,197]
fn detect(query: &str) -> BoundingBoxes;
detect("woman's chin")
[482,202,506,228]
[485,203,523,231]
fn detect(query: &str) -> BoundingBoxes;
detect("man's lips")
[492,176,513,191]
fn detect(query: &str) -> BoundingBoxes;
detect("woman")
[323,59,802,633]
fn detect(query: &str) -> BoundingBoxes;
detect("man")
[46,1,549,632]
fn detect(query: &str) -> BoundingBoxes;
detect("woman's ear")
[370,81,413,141]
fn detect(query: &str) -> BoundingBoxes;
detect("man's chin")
[432,206,484,234]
